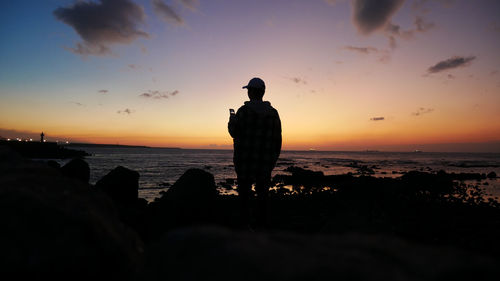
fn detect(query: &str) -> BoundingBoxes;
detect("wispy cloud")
[288,77,308,84]
[53,0,148,56]
[370,117,385,121]
[70,102,85,106]
[153,0,184,25]
[412,107,434,116]
[343,45,379,54]
[128,64,140,70]
[180,0,200,11]
[384,16,435,49]
[117,108,134,114]
[98,89,108,94]
[427,56,476,74]
[415,16,435,32]
[352,0,404,35]
[140,90,179,99]
[343,45,391,63]
[413,0,456,10]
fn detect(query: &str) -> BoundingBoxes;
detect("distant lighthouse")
[40,132,45,143]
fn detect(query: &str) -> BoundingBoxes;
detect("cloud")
[413,0,455,11]
[352,0,404,35]
[370,117,385,121]
[53,0,148,56]
[414,16,435,32]
[289,77,307,84]
[117,108,134,114]
[343,45,379,54]
[128,64,140,70]
[490,70,498,76]
[98,89,108,94]
[343,45,391,63]
[412,107,434,116]
[384,15,434,49]
[71,102,85,106]
[140,90,179,99]
[427,56,476,74]
[447,74,455,79]
[180,0,200,11]
[153,0,184,25]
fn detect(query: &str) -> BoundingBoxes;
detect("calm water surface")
[60,147,500,202]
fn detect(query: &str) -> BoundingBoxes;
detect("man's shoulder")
[236,104,248,114]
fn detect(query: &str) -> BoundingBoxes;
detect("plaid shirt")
[228,101,282,182]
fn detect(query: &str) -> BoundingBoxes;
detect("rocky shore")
[1,145,499,280]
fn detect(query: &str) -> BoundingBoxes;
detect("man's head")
[242,77,265,100]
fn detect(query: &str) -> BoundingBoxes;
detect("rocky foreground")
[1,145,499,280]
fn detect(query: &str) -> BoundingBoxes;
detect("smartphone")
[229,108,235,115]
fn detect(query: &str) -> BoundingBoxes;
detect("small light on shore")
[43,140,46,142]
[29,138,32,141]
[7,138,10,141]
[66,141,69,144]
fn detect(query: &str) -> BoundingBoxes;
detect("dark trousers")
[237,175,270,228]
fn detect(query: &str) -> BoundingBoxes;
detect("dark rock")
[487,172,497,179]
[150,169,217,229]
[61,158,90,183]
[0,156,143,280]
[46,160,60,169]
[95,166,140,206]
[164,168,217,201]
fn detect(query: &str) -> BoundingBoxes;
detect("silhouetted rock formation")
[46,160,60,169]
[0,147,143,280]
[61,158,90,183]
[149,169,218,234]
[96,166,140,206]
[165,168,218,201]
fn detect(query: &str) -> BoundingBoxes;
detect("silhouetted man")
[228,77,282,228]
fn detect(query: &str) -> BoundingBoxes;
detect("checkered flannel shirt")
[228,101,282,182]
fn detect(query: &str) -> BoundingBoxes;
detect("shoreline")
[1,146,500,279]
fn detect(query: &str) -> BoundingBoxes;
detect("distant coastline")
[64,143,181,150]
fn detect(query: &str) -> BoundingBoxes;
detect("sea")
[58,147,500,202]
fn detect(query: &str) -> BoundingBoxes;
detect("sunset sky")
[1,0,499,152]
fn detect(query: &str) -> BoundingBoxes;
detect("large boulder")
[150,169,218,231]
[95,166,140,206]
[165,168,217,201]
[0,149,143,280]
[61,158,90,183]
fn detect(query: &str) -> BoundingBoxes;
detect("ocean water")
[62,147,500,202]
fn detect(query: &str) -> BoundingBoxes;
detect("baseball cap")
[242,77,266,90]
